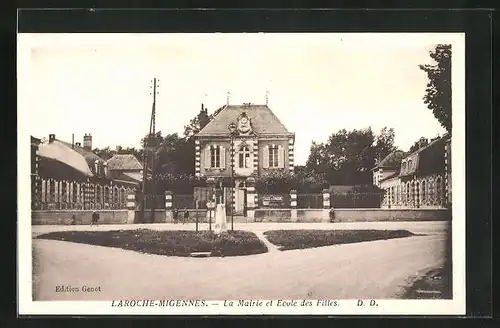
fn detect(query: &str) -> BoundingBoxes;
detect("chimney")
[83,133,92,150]
[75,142,81,147]
[48,134,56,143]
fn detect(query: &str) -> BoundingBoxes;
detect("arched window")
[406,182,411,205]
[238,145,251,168]
[421,179,427,204]
[436,176,443,205]
[104,186,110,204]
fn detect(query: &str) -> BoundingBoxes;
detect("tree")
[304,127,397,185]
[419,44,452,134]
[183,105,225,138]
[92,147,116,161]
[155,133,195,175]
[374,127,397,162]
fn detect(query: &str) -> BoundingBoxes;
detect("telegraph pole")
[140,77,160,223]
[150,78,159,222]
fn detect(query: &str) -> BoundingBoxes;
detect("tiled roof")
[373,151,406,171]
[38,140,93,177]
[106,154,143,171]
[195,104,293,137]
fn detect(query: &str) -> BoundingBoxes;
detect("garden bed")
[263,229,415,251]
[36,229,268,257]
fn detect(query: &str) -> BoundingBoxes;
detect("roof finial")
[265,90,269,105]
[226,92,231,105]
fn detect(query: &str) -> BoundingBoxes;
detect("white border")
[17,33,466,316]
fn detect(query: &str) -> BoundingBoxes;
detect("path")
[32,221,448,300]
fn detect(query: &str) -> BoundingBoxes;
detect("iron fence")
[297,193,323,209]
[331,192,383,208]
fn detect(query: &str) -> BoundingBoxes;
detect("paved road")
[32,221,448,300]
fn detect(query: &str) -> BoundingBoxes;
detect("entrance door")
[235,188,245,214]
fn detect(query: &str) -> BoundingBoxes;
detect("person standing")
[183,208,189,224]
[173,208,179,224]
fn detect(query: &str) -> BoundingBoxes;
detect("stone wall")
[331,208,451,222]
[253,208,451,223]
[32,210,129,225]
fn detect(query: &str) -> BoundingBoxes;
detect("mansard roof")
[399,134,450,177]
[195,104,294,137]
[372,150,406,171]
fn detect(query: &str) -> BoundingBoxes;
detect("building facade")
[194,103,295,215]
[32,133,136,211]
[373,134,451,209]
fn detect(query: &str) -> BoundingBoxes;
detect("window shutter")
[204,146,211,169]
[278,145,284,168]
[220,146,226,169]
[263,145,269,168]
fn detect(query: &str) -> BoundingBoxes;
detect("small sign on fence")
[262,194,284,207]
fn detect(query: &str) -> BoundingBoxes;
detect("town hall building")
[194,103,295,215]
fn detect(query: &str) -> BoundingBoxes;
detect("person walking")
[173,208,179,224]
[183,208,189,224]
[91,211,100,226]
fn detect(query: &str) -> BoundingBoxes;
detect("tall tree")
[304,127,397,185]
[183,105,225,138]
[419,44,452,134]
[374,127,397,162]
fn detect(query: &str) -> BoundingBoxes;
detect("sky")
[18,33,462,165]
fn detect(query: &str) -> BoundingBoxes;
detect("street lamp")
[228,122,237,231]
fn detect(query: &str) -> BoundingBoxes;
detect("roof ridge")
[196,104,229,135]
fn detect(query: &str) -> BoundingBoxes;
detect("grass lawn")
[263,229,416,251]
[36,229,268,257]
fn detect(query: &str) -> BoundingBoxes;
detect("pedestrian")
[183,207,189,224]
[173,208,178,224]
[91,211,100,226]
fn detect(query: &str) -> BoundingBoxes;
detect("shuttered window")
[206,145,225,169]
[269,145,279,168]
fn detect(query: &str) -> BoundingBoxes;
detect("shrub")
[255,170,328,194]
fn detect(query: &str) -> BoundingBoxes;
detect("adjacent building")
[106,154,144,185]
[194,103,295,214]
[32,133,136,210]
[372,134,451,209]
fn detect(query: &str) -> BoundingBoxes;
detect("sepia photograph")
[17,32,465,315]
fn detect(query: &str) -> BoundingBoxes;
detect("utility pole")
[140,77,160,223]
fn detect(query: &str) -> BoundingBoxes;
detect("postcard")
[18,32,465,315]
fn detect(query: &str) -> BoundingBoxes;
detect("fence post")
[246,177,256,222]
[164,191,173,223]
[322,189,330,223]
[290,189,297,222]
[126,191,136,224]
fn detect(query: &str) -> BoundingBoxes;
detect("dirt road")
[32,221,448,300]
